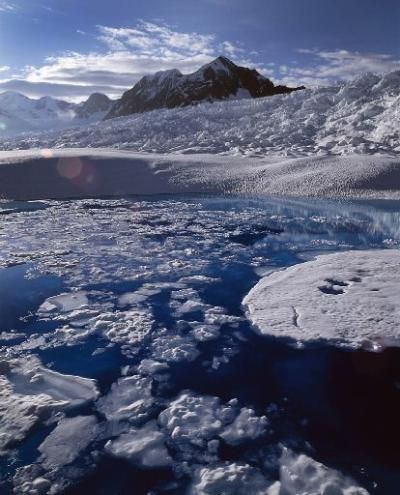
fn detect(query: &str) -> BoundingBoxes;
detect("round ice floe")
[38,292,88,313]
[243,249,400,349]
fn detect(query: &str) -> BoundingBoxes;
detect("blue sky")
[0,0,399,101]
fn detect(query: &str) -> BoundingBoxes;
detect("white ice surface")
[39,292,89,313]
[96,375,154,424]
[275,448,369,495]
[243,249,400,349]
[39,416,99,469]
[189,462,271,495]
[0,356,98,452]
[158,392,268,457]
[105,420,172,468]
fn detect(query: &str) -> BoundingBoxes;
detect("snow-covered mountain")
[0,91,112,135]
[105,56,304,119]
[3,70,398,157]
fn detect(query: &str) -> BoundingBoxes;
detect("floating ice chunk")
[158,392,267,454]
[39,292,88,313]
[189,462,271,495]
[118,286,162,307]
[219,408,268,446]
[0,357,98,452]
[158,393,227,448]
[243,249,400,349]
[276,448,369,495]
[39,416,99,468]
[91,308,154,350]
[0,375,67,452]
[151,334,200,363]
[96,375,154,424]
[105,420,172,468]
[191,324,220,342]
[138,359,169,375]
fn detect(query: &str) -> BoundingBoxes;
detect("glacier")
[0,71,398,157]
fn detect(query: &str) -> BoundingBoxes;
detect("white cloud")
[0,1,17,12]
[0,21,251,101]
[278,49,400,87]
[0,66,10,73]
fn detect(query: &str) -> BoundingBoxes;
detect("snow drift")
[0,148,399,200]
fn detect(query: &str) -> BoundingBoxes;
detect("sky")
[0,0,399,102]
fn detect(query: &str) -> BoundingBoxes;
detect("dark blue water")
[0,195,399,494]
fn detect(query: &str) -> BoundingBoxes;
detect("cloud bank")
[0,20,398,101]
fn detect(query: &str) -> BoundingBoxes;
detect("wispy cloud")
[278,49,400,87]
[0,1,17,13]
[0,20,252,101]
[0,66,10,73]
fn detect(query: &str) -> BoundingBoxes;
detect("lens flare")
[40,149,54,159]
[57,157,84,179]
[56,157,97,190]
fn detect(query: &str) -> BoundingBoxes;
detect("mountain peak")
[105,58,305,119]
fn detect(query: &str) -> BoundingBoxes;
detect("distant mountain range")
[0,91,113,135]
[0,57,304,135]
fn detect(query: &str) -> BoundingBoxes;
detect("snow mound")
[0,70,399,157]
[243,249,400,349]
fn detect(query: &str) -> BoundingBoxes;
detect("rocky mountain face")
[106,56,305,119]
[75,93,113,120]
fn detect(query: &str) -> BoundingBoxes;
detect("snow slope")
[0,70,398,157]
[243,249,400,349]
[0,148,399,200]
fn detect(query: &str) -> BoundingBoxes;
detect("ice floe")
[96,375,154,424]
[0,356,98,452]
[274,448,369,495]
[189,463,271,495]
[38,415,99,469]
[105,420,172,468]
[158,392,268,458]
[244,249,400,349]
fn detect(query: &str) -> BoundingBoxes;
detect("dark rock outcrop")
[105,56,305,119]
